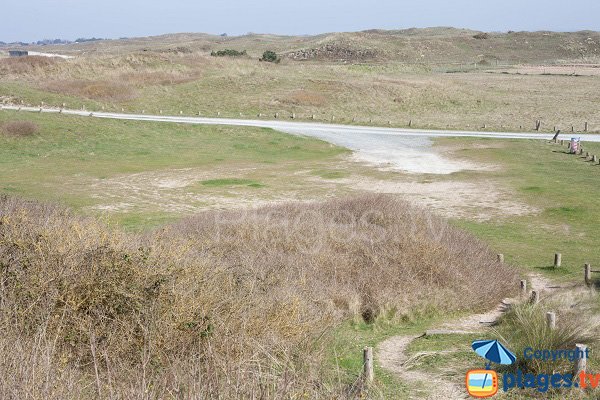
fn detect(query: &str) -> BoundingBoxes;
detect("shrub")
[260,50,280,63]
[210,49,247,57]
[1,121,39,137]
[0,194,518,398]
[473,32,490,40]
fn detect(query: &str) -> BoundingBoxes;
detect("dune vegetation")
[1,28,599,132]
[0,194,518,399]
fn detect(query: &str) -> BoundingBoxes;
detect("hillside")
[4,27,600,64]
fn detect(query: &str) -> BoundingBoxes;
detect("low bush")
[0,194,518,398]
[210,49,247,57]
[260,50,280,63]
[1,120,39,136]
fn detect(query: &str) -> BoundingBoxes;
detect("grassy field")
[0,109,361,229]
[433,137,600,281]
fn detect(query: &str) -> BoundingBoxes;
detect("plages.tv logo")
[466,339,516,398]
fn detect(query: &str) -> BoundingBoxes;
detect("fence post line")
[584,122,588,132]
[546,312,556,330]
[554,253,562,268]
[585,264,592,286]
[574,344,587,376]
[497,254,504,263]
[520,280,527,298]
[363,347,374,383]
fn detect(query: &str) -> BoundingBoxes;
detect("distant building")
[8,50,28,57]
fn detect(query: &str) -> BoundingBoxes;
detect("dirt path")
[377,274,554,399]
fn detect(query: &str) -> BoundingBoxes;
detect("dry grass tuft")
[495,290,600,375]
[44,80,136,101]
[0,194,518,398]
[0,56,61,75]
[281,90,328,106]
[1,120,39,136]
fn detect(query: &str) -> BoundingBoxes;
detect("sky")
[1,0,599,43]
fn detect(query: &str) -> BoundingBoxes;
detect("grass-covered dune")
[0,194,517,399]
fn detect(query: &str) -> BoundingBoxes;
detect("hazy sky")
[2,0,599,42]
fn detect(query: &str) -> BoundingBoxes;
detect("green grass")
[327,315,442,398]
[200,178,264,187]
[435,137,600,282]
[0,109,350,229]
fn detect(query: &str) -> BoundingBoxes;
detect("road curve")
[3,105,600,142]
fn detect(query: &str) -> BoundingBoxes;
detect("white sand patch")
[337,177,538,221]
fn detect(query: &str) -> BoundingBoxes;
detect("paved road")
[4,105,599,141]
[3,105,599,174]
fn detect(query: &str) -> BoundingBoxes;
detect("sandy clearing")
[335,177,538,221]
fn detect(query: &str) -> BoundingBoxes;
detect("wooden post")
[535,120,541,131]
[574,344,587,376]
[520,280,527,298]
[217,111,221,116]
[311,114,315,120]
[584,122,588,132]
[292,113,296,119]
[530,290,540,304]
[363,347,374,383]
[409,120,412,127]
[593,155,598,163]
[554,253,562,268]
[497,254,504,263]
[571,126,575,132]
[546,312,556,330]
[275,112,279,119]
[159,110,163,114]
[180,110,183,115]
[332,116,335,121]
[585,264,592,286]
[560,140,564,145]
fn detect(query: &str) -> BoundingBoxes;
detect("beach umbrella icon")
[472,339,516,367]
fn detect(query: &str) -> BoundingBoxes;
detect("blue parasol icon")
[472,339,516,369]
